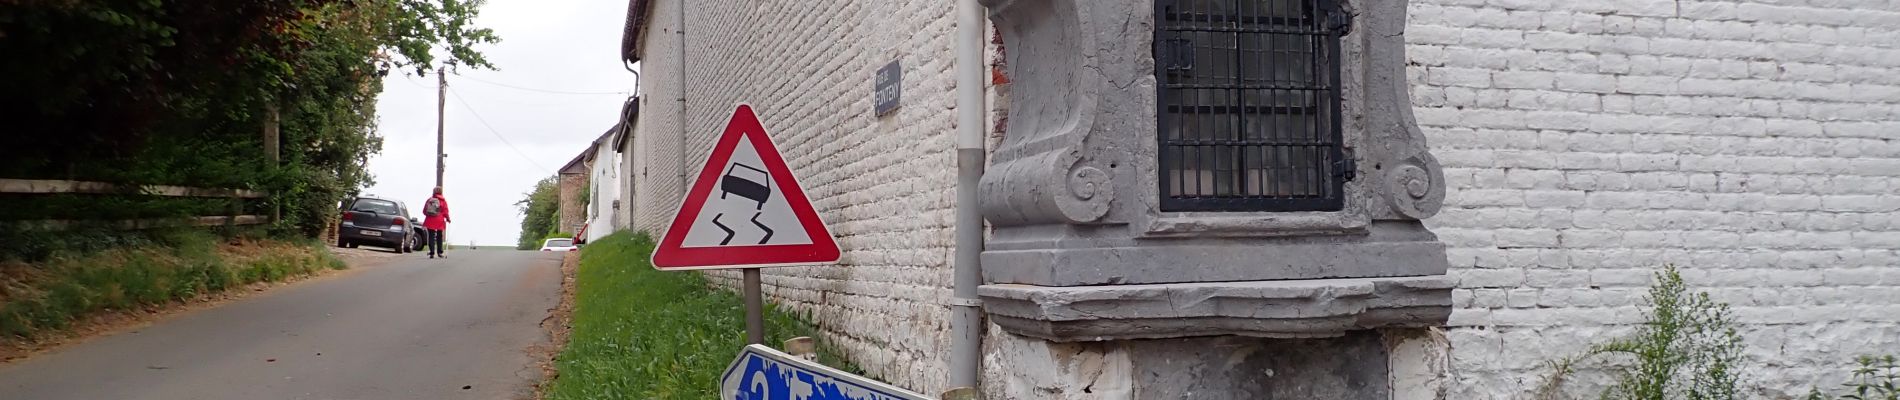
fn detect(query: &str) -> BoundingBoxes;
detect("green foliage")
[364,0,500,75]
[515,177,560,250]
[0,194,244,221]
[0,0,498,242]
[1807,355,1900,400]
[542,232,862,400]
[0,224,275,263]
[0,232,345,339]
[582,182,593,207]
[1539,265,1747,400]
[2,227,152,263]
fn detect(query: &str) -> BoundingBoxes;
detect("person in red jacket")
[422,187,451,259]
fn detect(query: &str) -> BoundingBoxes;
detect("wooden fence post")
[264,101,281,224]
[225,194,241,232]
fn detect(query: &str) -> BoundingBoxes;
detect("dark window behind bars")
[1156,0,1349,212]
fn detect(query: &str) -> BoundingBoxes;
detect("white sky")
[366,0,637,246]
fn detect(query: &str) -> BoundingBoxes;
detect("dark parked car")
[337,195,423,253]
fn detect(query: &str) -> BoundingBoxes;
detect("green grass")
[0,230,346,339]
[543,232,862,400]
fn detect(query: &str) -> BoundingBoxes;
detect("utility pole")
[435,67,452,250]
[435,66,447,189]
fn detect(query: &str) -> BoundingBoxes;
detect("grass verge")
[542,231,860,400]
[0,229,346,340]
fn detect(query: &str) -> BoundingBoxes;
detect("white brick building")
[616,0,1900,398]
[583,125,625,243]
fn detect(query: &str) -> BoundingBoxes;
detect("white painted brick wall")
[1412,0,1900,397]
[627,0,965,394]
[626,0,1900,397]
[628,0,685,237]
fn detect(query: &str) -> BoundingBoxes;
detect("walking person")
[423,187,451,259]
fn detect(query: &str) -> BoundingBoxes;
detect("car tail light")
[568,248,577,252]
[341,213,353,221]
[393,217,406,225]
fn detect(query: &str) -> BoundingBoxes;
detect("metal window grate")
[1156,0,1349,212]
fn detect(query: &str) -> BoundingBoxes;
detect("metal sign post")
[742,267,764,344]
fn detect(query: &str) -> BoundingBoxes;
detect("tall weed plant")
[1541,265,1747,400]
[1807,355,1900,400]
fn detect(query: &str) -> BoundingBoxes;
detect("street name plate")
[874,60,901,117]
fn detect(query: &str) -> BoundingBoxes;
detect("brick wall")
[627,0,965,393]
[628,0,683,234]
[557,173,586,235]
[1407,0,1900,397]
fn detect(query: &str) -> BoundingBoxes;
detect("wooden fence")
[0,178,269,230]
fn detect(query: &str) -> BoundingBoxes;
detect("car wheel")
[337,237,348,248]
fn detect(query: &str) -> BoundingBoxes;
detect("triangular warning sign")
[651,104,840,270]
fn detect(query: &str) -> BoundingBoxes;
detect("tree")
[0,0,500,238]
[515,177,559,250]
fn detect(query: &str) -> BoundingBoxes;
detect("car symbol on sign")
[721,163,771,210]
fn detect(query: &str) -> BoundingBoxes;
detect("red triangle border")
[650,104,841,270]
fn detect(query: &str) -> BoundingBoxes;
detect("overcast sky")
[366,0,637,246]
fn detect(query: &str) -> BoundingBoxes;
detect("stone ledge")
[981,237,1449,286]
[980,276,1453,342]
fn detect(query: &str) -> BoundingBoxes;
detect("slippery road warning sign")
[651,104,840,270]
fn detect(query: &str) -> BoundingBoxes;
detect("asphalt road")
[0,249,564,400]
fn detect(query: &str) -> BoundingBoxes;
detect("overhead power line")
[399,74,438,90]
[453,74,630,96]
[446,87,555,174]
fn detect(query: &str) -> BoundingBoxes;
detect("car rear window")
[350,199,401,214]
[545,239,573,247]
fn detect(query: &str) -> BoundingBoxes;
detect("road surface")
[0,249,564,400]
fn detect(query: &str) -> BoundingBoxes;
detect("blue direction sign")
[720,344,931,400]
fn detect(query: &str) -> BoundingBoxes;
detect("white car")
[539,238,578,252]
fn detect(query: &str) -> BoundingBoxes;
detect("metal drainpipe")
[675,0,689,194]
[623,60,641,96]
[949,0,988,392]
